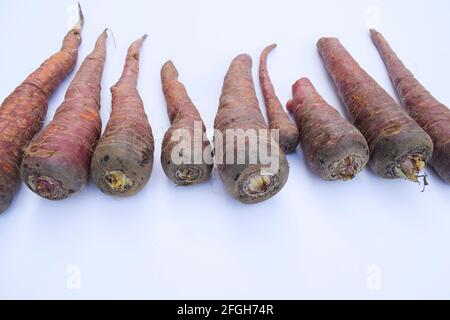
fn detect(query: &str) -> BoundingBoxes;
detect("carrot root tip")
[74,2,84,30]
[104,171,134,193]
[328,154,365,181]
[396,154,426,182]
[174,166,201,185]
[240,172,279,200]
[27,175,68,200]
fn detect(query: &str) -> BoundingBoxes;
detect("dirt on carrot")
[20,30,108,200]
[287,77,369,180]
[214,54,289,204]
[370,29,450,183]
[0,6,83,212]
[91,35,154,196]
[259,44,299,154]
[317,37,433,182]
[160,61,212,186]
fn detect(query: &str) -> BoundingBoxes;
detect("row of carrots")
[1,6,449,213]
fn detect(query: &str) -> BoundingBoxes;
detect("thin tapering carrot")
[91,35,154,196]
[0,5,83,212]
[317,37,433,182]
[259,44,299,153]
[160,61,213,186]
[214,54,289,204]
[370,29,450,183]
[20,30,108,200]
[287,78,369,180]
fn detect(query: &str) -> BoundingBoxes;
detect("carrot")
[259,44,299,153]
[0,6,83,212]
[20,30,108,200]
[91,35,153,196]
[370,29,450,183]
[214,54,289,203]
[160,61,213,185]
[286,77,369,180]
[317,37,433,182]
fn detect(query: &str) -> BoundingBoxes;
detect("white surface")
[0,0,449,300]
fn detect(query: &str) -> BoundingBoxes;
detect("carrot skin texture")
[259,44,299,153]
[0,11,83,213]
[287,78,369,180]
[370,30,450,183]
[215,54,289,204]
[91,35,154,196]
[160,61,213,185]
[317,37,433,181]
[20,31,108,200]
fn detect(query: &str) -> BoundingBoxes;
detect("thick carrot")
[259,44,299,153]
[317,38,433,182]
[20,30,108,200]
[160,61,212,185]
[91,35,154,196]
[370,29,450,183]
[0,6,83,212]
[287,78,369,180]
[214,54,289,203]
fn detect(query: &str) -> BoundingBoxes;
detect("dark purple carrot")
[91,35,154,196]
[160,61,212,185]
[287,78,369,180]
[370,29,450,183]
[317,37,433,182]
[0,6,83,213]
[214,54,289,204]
[259,44,299,153]
[20,30,108,200]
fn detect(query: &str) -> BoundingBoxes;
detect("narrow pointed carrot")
[0,6,83,212]
[370,29,450,183]
[160,61,213,186]
[91,35,154,196]
[214,54,289,204]
[259,44,299,153]
[287,78,369,180]
[317,37,433,182]
[20,30,108,200]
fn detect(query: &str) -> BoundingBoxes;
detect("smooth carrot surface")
[259,44,299,154]
[287,78,369,180]
[91,35,154,196]
[20,30,108,200]
[371,29,450,183]
[0,6,83,212]
[317,37,433,182]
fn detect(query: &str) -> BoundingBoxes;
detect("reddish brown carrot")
[370,29,450,183]
[160,61,213,185]
[214,54,289,203]
[20,30,108,200]
[0,6,83,213]
[317,37,433,182]
[259,44,299,153]
[287,78,369,180]
[91,35,154,196]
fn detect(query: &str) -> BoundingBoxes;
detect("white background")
[0,0,449,299]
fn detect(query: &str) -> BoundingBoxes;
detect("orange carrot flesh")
[0,7,83,212]
[317,37,433,182]
[160,61,212,186]
[370,29,450,183]
[20,30,108,200]
[214,54,289,204]
[259,44,299,154]
[287,78,369,180]
[91,35,154,196]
